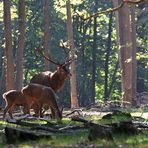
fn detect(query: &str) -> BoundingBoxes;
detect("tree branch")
[74,0,146,21]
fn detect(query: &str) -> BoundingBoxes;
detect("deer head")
[36,40,74,79]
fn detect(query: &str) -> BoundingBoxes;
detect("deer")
[2,90,30,119]
[29,41,74,115]
[30,41,73,92]
[22,83,63,119]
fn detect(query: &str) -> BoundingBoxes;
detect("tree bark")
[108,61,119,98]
[112,0,137,103]
[91,0,99,104]
[80,20,91,106]
[104,13,113,102]
[43,0,51,71]
[16,0,25,90]
[3,0,14,91]
[130,5,137,105]
[66,0,79,108]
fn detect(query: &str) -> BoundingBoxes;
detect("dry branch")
[71,116,111,128]
[59,125,86,131]
[64,109,83,117]
[32,126,62,133]
[75,0,146,21]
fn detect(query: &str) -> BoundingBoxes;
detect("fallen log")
[32,126,62,133]
[5,126,51,143]
[59,125,86,131]
[71,116,113,141]
[102,110,138,134]
[6,117,57,128]
[112,121,138,134]
[6,119,47,127]
[16,116,56,126]
[133,122,148,129]
[32,124,87,133]
[71,116,111,128]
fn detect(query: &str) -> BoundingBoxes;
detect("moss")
[0,110,147,147]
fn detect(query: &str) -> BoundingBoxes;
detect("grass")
[0,110,147,147]
[9,130,147,148]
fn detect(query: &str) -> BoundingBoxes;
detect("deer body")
[30,67,70,92]
[2,90,30,119]
[28,45,73,116]
[22,83,62,119]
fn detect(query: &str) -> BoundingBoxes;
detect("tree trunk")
[80,20,91,106]
[108,61,119,98]
[3,0,14,91]
[43,0,51,71]
[104,13,113,102]
[16,0,25,90]
[0,61,5,107]
[112,0,137,103]
[66,0,79,108]
[91,0,99,104]
[130,5,137,105]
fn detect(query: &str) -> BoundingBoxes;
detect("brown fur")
[30,66,71,92]
[22,83,62,119]
[2,90,30,119]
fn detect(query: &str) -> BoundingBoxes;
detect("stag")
[30,41,73,92]
[22,83,62,119]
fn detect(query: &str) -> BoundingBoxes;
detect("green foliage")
[0,113,147,147]
[0,0,147,106]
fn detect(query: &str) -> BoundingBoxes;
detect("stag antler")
[36,47,60,66]
[59,40,75,66]
[35,40,75,67]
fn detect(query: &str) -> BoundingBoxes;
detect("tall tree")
[43,0,51,71]
[104,13,113,102]
[16,0,25,90]
[130,5,137,105]
[79,20,91,106]
[66,0,79,108]
[91,0,99,104]
[0,51,5,106]
[3,0,14,91]
[112,0,137,103]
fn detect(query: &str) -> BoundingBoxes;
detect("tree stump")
[88,124,113,141]
[5,126,51,143]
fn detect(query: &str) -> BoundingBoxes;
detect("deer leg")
[8,105,15,119]
[32,103,40,117]
[3,103,13,119]
[23,104,30,115]
[8,107,13,119]
[39,104,43,118]
[50,107,56,119]
[42,105,49,115]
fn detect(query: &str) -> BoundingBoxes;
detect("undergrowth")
[0,110,147,148]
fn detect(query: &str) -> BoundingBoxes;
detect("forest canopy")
[0,0,147,107]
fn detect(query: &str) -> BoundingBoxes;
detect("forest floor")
[0,107,147,148]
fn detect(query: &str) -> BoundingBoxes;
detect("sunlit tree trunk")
[66,0,79,108]
[3,0,14,91]
[43,0,51,71]
[16,0,25,90]
[112,0,137,103]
